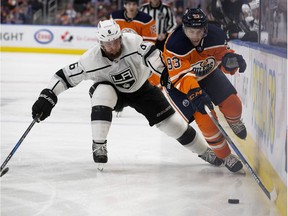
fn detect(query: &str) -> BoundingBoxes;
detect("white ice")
[0,52,280,216]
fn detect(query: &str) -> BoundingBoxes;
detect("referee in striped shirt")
[140,0,177,50]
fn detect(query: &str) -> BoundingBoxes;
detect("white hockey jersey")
[48,33,165,95]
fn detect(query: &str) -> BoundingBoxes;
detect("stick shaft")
[204,106,274,200]
[0,118,38,172]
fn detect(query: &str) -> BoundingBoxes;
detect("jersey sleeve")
[141,19,157,44]
[163,48,200,94]
[47,60,86,96]
[137,40,166,77]
[205,25,235,62]
[215,42,235,62]
[148,73,161,87]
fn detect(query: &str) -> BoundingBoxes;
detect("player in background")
[160,8,247,172]
[31,19,223,169]
[111,0,157,44]
[140,0,177,51]
[210,0,258,42]
[139,0,177,87]
[111,0,159,91]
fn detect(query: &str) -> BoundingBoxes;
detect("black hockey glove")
[32,89,58,121]
[221,53,247,73]
[187,87,213,114]
[160,67,172,89]
[225,23,242,39]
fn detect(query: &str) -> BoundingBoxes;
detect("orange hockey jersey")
[111,10,157,44]
[162,24,235,94]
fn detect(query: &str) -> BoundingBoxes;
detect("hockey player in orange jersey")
[160,8,248,172]
[111,0,157,44]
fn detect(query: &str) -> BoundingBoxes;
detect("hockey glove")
[221,53,247,74]
[160,67,172,89]
[187,87,213,114]
[32,89,58,121]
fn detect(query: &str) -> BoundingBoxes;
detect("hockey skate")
[222,154,243,172]
[228,119,247,139]
[198,148,223,166]
[92,140,108,163]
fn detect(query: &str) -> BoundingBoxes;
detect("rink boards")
[228,41,287,216]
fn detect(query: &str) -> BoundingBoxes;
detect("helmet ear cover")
[97,19,122,42]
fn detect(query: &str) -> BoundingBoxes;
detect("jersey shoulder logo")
[150,24,157,35]
[110,67,136,90]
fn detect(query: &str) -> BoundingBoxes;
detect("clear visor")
[100,37,121,48]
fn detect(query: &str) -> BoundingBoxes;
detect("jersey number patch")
[166,57,181,70]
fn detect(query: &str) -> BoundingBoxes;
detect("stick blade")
[0,167,9,177]
[269,187,277,201]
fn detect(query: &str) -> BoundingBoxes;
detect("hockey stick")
[204,105,277,201]
[0,116,39,177]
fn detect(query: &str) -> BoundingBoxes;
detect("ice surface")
[0,52,280,216]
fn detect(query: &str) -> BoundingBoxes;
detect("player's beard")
[102,45,122,60]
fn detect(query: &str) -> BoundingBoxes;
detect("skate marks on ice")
[1,125,280,216]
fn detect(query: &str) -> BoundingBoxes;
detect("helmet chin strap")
[191,36,205,53]
[195,37,205,53]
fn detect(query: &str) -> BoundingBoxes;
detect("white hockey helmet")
[97,19,122,42]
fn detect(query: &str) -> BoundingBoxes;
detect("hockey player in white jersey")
[31,19,222,167]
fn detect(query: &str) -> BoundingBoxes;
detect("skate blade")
[97,163,105,171]
[230,168,246,176]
